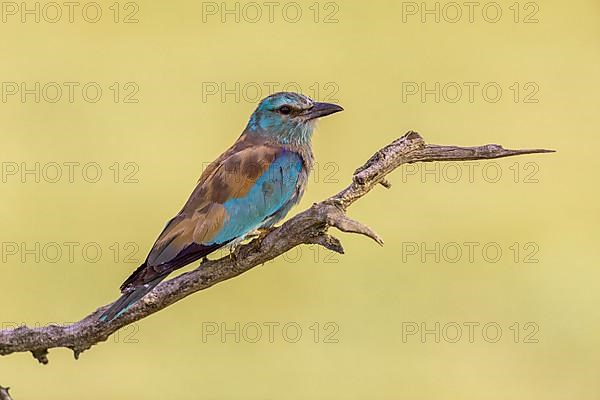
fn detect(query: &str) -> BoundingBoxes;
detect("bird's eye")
[278,106,292,115]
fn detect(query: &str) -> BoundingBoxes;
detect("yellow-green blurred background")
[1,0,598,398]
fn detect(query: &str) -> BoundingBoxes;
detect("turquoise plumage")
[99,92,343,322]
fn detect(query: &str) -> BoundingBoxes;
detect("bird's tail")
[98,275,166,323]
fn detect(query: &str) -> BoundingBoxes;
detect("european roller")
[99,92,343,322]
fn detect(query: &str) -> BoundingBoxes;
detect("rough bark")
[0,131,554,365]
[0,386,13,400]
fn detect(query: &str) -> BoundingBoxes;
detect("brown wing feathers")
[119,136,280,291]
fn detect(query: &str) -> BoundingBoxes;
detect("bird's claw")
[229,244,241,267]
[247,227,274,240]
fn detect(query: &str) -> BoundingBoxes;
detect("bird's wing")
[120,144,304,291]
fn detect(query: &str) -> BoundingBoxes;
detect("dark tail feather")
[98,275,166,323]
[120,261,150,292]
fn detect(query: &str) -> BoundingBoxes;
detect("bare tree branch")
[0,131,554,364]
[0,386,13,400]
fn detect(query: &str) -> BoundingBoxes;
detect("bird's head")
[246,92,343,145]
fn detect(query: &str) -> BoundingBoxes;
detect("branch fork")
[0,131,554,365]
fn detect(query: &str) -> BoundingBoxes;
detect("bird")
[99,92,343,322]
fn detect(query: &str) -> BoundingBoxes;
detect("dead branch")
[0,131,554,364]
[0,386,13,400]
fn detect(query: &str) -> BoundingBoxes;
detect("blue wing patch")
[207,150,303,244]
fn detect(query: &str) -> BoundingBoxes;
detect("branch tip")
[379,179,392,189]
[326,208,384,246]
[0,385,13,400]
[31,349,49,365]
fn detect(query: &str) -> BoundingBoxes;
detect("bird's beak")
[304,102,344,120]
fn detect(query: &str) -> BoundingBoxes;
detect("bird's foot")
[247,227,274,240]
[229,243,242,267]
